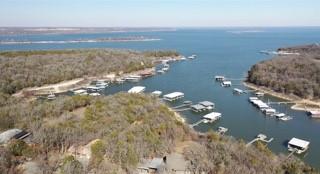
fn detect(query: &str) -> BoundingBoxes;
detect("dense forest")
[0,49,179,94]
[247,44,320,99]
[0,93,317,174]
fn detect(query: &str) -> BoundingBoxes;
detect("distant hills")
[0,27,176,35]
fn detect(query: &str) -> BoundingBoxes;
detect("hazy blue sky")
[0,0,319,27]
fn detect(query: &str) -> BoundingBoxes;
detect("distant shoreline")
[243,82,320,111]
[0,38,161,45]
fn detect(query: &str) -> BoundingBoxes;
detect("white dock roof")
[222,81,232,85]
[128,86,146,93]
[288,138,310,149]
[163,92,184,99]
[151,90,162,95]
[203,112,222,120]
[199,101,214,107]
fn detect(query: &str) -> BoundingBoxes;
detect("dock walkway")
[190,119,205,128]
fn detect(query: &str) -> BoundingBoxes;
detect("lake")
[1,27,320,168]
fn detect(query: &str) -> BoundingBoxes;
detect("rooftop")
[163,92,184,99]
[128,86,146,93]
[199,101,214,107]
[288,138,310,149]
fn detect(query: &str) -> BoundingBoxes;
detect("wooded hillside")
[0,93,317,174]
[247,44,320,99]
[0,49,178,94]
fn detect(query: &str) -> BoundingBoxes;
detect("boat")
[274,113,285,118]
[162,67,169,71]
[217,127,228,134]
[233,88,244,94]
[221,81,232,87]
[125,75,141,82]
[255,92,265,97]
[89,93,101,96]
[279,116,293,121]
[214,75,225,81]
[151,90,162,96]
[47,93,56,100]
[157,70,165,74]
[307,110,320,118]
[183,100,193,105]
[180,56,187,60]
[288,138,310,154]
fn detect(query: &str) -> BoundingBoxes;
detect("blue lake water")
[1,27,320,168]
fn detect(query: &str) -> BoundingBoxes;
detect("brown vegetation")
[247,44,320,99]
[0,49,178,94]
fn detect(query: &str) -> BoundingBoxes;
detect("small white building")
[215,75,225,81]
[288,138,310,154]
[203,112,222,123]
[163,92,184,101]
[128,86,146,94]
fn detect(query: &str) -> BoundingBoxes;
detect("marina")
[1,28,320,168]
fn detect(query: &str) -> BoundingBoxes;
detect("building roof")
[199,101,214,107]
[203,112,222,120]
[163,92,184,99]
[191,104,206,110]
[222,81,232,85]
[128,86,146,93]
[288,138,310,149]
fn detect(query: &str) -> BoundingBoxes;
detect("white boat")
[217,127,228,134]
[288,138,310,154]
[125,75,141,82]
[279,116,292,121]
[157,70,165,74]
[47,93,56,100]
[89,93,101,96]
[274,113,286,118]
[221,81,232,87]
[162,67,169,71]
[233,88,244,94]
[180,56,186,60]
[255,92,265,97]
[151,90,162,96]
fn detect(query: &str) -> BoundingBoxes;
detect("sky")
[0,0,319,27]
